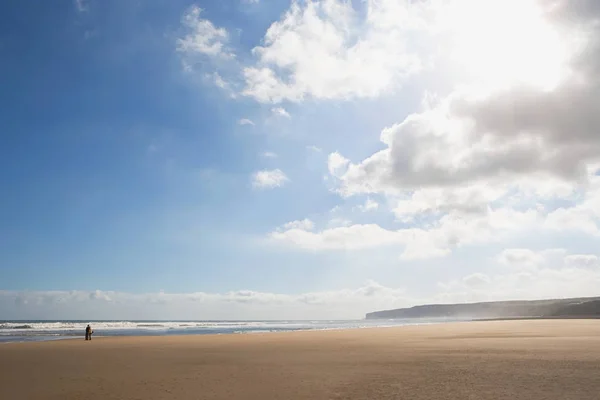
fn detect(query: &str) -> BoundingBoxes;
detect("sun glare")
[444,0,568,91]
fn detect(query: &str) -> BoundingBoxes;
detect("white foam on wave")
[0,320,317,335]
[0,318,460,341]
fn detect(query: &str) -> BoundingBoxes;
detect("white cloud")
[497,248,570,271]
[307,145,322,152]
[358,198,379,212]
[281,219,315,231]
[461,273,491,288]
[392,184,506,222]
[544,205,600,235]
[294,0,600,257]
[211,72,229,89]
[271,207,541,259]
[541,173,600,234]
[261,151,278,158]
[4,248,598,320]
[0,282,410,320]
[498,248,546,268]
[271,107,290,118]
[326,0,599,201]
[437,248,600,304]
[327,218,352,228]
[177,0,594,110]
[201,72,238,95]
[270,223,402,251]
[238,118,255,126]
[327,152,349,177]
[242,0,424,103]
[239,0,575,103]
[251,169,289,189]
[564,254,600,269]
[333,95,599,200]
[177,6,233,59]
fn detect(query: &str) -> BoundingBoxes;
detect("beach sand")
[1,320,600,399]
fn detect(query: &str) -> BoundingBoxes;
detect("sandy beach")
[1,320,599,400]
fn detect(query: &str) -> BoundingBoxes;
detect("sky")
[1,0,600,320]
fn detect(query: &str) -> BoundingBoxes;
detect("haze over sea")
[0,319,461,343]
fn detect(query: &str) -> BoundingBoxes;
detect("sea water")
[0,318,462,343]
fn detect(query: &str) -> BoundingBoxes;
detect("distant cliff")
[365,297,600,320]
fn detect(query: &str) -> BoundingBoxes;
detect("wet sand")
[1,320,599,399]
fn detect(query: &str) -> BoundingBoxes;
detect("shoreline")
[0,319,449,344]
[4,316,600,344]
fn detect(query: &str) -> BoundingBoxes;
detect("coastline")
[474,315,600,321]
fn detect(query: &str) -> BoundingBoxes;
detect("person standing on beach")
[85,324,91,341]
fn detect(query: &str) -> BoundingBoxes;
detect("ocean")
[0,318,461,343]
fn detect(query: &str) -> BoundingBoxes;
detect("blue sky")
[1,0,600,319]
[0,0,403,294]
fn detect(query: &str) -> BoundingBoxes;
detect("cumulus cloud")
[327,152,349,177]
[264,223,385,255]
[437,248,600,303]
[498,248,547,268]
[271,207,541,259]
[564,254,600,269]
[177,6,233,59]
[301,0,600,256]
[545,209,599,235]
[281,218,315,231]
[392,184,506,222]
[241,0,425,103]
[270,223,402,252]
[251,169,289,189]
[331,0,600,194]
[326,218,352,228]
[357,198,379,212]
